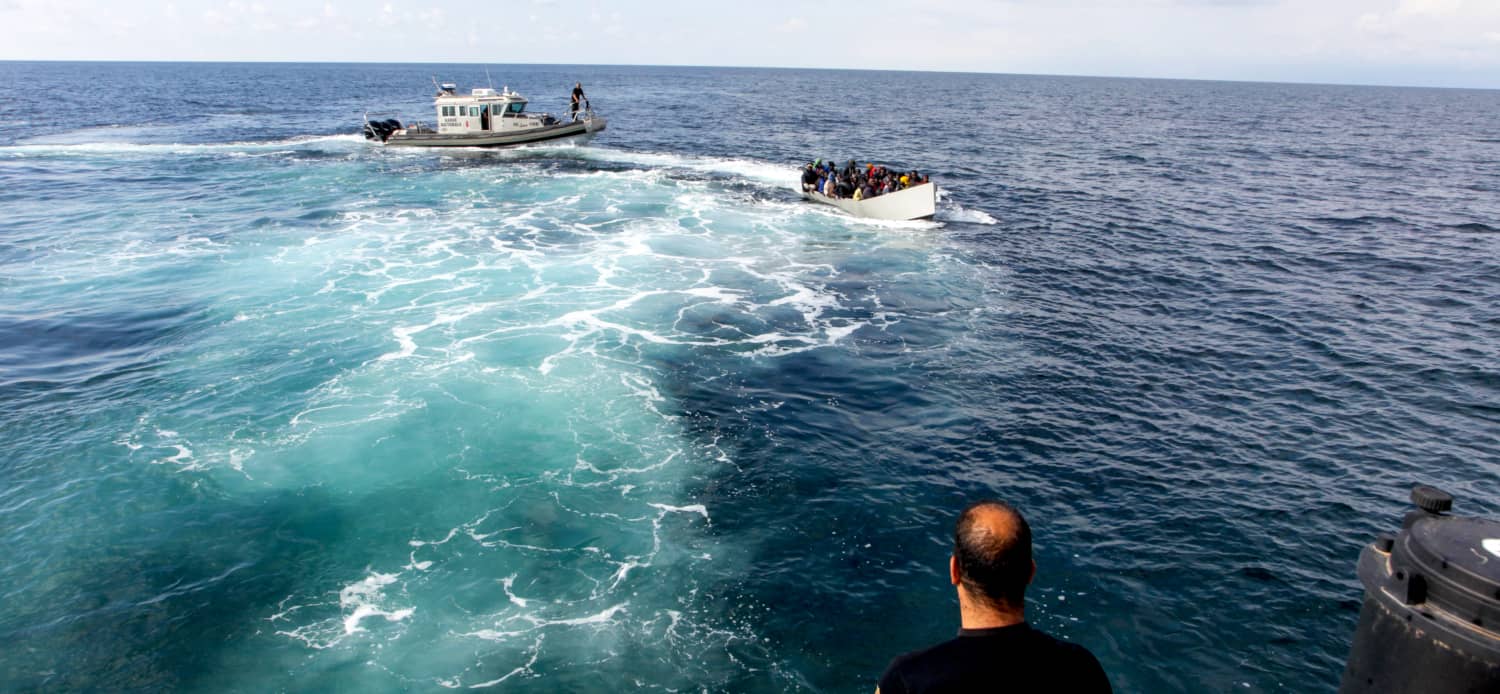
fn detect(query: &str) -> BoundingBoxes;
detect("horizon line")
[2,58,1497,93]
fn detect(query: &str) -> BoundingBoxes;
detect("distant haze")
[3,0,1498,89]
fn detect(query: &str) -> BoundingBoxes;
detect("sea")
[0,61,1497,692]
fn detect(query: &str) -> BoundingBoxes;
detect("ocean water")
[1,61,1497,692]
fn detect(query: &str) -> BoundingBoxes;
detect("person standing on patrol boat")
[571,82,587,121]
[876,500,1111,694]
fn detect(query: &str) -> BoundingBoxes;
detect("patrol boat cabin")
[435,84,546,134]
[364,82,606,148]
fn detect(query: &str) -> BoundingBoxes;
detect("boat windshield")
[507,102,526,114]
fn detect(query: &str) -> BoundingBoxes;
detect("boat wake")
[3,104,1004,690]
[2,133,367,156]
[937,204,999,225]
[4,132,1000,228]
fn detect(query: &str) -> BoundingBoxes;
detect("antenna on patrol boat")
[485,67,495,91]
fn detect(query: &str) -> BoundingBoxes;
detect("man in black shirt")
[571,82,587,120]
[876,500,1111,693]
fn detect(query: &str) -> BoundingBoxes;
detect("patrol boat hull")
[383,117,606,148]
[804,181,937,221]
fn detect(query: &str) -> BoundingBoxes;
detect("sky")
[2,0,1499,88]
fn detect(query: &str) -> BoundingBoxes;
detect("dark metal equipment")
[363,118,403,143]
[1340,486,1500,693]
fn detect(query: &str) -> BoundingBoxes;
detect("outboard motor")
[1340,485,1500,693]
[363,118,402,143]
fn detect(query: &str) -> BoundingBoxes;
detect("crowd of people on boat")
[802,159,929,201]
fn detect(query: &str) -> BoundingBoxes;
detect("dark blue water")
[1,61,1498,692]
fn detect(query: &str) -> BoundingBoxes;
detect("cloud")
[1397,0,1465,16]
[777,17,807,33]
[417,7,444,30]
[1355,12,1393,37]
[1349,0,1500,63]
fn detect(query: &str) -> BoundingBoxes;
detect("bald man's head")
[954,500,1033,611]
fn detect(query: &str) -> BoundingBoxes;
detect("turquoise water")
[2,62,1498,691]
[3,133,989,690]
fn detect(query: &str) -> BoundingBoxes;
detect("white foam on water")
[931,187,999,225]
[464,628,536,642]
[529,602,628,627]
[1,133,367,157]
[119,425,210,472]
[460,601,628,641]
[549,145,803,187]
[84,136,960,686]
[226,448,252,478]
[565,452,681,488]
[648,502,711,521]
[939,205,999,225]
[409,525,465,548]
[824,323,862,343]
[338,571,414,635]
[343,602,416,636]
[462,642,542,688]
[285,393,420,431]
[271,570,415,650]
[501,575,529,607]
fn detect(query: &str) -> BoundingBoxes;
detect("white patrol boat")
[364,82,605,148]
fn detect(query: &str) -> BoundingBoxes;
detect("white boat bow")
[804,181,937,221]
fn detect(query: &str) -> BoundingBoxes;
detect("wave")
[1309,215,1404,227]
[359,141,801,187]
[3,131,993,239]
[446,143,999,230]
[1,133,366,156]
[470,144,803,188]
[938,204,998,225]
[934,188,998,225]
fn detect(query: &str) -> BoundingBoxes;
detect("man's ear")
[950,555,961,586]
[1028,560,1037,585]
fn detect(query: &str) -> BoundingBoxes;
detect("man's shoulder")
[1021,624,1095,651]
[879,625,1110,694]
[890,625,1095,663]
[1008,627,1108,677]
[885,634,965,670]
[878,636,970,694]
